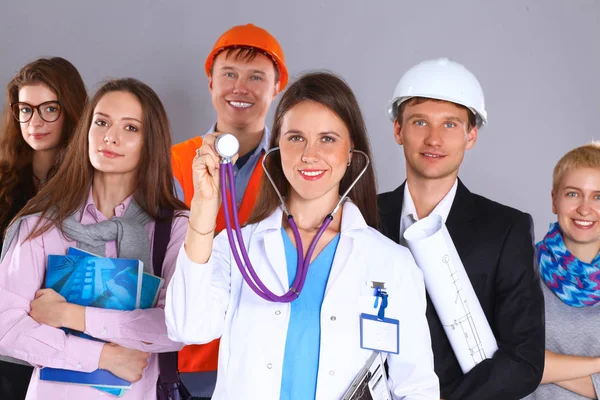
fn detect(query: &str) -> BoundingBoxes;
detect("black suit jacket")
[378,180,545,400]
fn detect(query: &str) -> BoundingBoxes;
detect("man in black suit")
[378,58,544,400]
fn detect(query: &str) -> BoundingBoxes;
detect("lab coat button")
[267,363,273,369]
[275,310,281,315]
[76,363,82,369]
[101,328,108,335]
[329,370,335,376]
[330,316,336,321]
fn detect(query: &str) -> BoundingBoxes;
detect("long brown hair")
[248,71,378,228]
[0,57,87,231]
[16,78,188,238]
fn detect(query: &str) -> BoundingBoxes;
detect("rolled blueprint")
[404,214,498,373]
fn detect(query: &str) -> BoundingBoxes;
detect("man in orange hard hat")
[170,23,287,398]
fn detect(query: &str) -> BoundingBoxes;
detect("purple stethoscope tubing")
[219,139,370,303]
[220,163,330,302]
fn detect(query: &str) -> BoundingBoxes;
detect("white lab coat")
[165,201,439,399]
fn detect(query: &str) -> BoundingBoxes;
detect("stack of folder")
[40,247,164,396]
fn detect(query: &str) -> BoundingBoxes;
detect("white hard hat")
[387,58,487,128]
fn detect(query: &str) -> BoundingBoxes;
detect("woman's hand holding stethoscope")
[187,132,237,246]
[185,133,240,263]
[192,132,238,208]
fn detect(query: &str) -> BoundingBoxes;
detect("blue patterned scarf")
[537,222,600,307]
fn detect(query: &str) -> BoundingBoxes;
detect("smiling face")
[394,98,477,183]
[88,91,144,179]
[17,84,65,152]
[553,167,600,255]
[279,100,353,204]
[209,49,279,132]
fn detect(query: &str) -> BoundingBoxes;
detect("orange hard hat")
[205,23,288,90]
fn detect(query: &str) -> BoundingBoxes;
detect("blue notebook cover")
[67,247,164,309]
[40,254,144,392]
[45,255,142,310]
[40,367,129,389]
[65,248,163,396]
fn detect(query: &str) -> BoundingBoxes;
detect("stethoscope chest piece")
[215,133,240,162]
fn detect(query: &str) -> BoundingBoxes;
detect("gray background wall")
[1,0,598,241]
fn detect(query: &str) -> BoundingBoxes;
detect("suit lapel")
[446,179,478,260]
[379,180,479,258]
[378,183,405,244]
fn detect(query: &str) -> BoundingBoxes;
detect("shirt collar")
[204,123,270,159]
[81,186,134,223]
[254,199,367,235]
[401,179,458,224]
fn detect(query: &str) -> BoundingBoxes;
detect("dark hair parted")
[248,71,378,228]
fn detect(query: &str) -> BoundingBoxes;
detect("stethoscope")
[215,133,370,303]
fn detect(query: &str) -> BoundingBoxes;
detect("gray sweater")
[524,283,600,399]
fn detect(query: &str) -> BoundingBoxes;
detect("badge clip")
[373,286,388,320]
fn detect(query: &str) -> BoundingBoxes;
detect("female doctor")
[165,72,439,399]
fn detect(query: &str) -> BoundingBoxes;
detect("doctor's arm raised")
[183,132,224,264]
[165,133,234,344]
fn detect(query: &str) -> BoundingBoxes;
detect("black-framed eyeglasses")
[10,101,62,123]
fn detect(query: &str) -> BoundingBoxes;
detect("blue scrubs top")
[279,228,340,400]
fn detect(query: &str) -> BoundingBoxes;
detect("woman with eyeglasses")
[0,56,87,400]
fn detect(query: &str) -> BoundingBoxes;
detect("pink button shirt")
[0,191,188,399]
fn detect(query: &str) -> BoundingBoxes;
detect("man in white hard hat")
[378,58,545,399]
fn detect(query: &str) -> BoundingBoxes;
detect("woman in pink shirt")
[0,78,188,399]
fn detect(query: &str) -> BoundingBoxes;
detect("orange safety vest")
[171,136,265,372]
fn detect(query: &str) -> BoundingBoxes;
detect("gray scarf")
[0,200,153,366]
[2,199,153,271]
